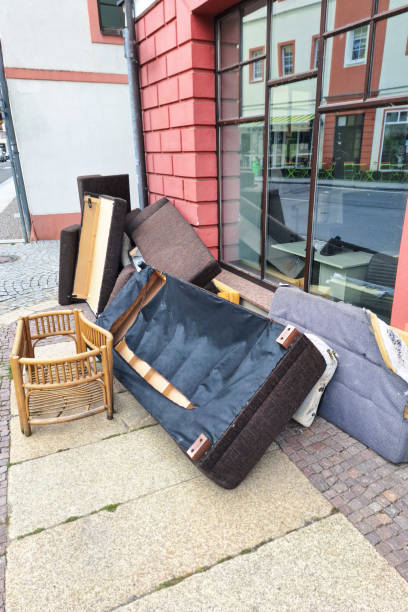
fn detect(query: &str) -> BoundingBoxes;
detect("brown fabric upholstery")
[125,198,221,287]
[198,334,326,488]
[77,174,131,215]
[59,224,83,305]
[125,197,168,237]
[106,264,136,308]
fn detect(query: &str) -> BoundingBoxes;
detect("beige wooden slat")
[73,196,101,299]
[115,338,194,410]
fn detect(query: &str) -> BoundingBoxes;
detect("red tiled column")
[136,0,218,258]
[391,197,408,331]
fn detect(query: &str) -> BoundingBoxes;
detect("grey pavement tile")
[118,514,408,612]
[6,450,332,612]
[8,425,192,538]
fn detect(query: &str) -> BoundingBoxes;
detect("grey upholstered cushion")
[269,287,408,463]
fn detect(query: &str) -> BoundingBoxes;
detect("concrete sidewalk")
[5,325,408,610]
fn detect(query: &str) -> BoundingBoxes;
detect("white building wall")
[0,0,126,74]
[8,79,137,215]
[0,0,140,220]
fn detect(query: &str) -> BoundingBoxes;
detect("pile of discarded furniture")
[9,173,408,488]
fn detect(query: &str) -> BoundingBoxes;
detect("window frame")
[249,46,266,83]
[344,25,370,66]
[278,40,295,77]
[215,0,408,292]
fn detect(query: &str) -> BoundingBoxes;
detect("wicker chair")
[10,309,113,436]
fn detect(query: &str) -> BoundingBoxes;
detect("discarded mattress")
[269,287,408,463]
[97,266,327,488]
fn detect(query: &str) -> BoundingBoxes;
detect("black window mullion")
[260,0,273,281]
[363,0,378,101]
[239,4,243,118]
[215,18,223,263]
[303,0,328,293]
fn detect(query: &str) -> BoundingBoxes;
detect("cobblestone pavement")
[277,419,408,581]
[0,241,59,313]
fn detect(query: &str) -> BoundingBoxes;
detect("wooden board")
[73,197,101,299]
[115,338,193,410]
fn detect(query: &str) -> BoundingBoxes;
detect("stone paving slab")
[9,410,128,464]
[6,450,332,612]
[114,390,158,430]
[8,425,195,538]
[0,298,59,326]
[119,513,408,612]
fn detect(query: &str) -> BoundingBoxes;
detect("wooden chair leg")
[10,356,31,436]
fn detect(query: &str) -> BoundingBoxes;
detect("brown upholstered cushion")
[106,264,136,308]
[125,197,168,237]
[125,198,221,287]
[77,174,131,215]
[59,224,83,305]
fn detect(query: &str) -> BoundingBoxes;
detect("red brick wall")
[136,0,218,258]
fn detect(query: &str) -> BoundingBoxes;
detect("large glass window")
[216,0,408,324]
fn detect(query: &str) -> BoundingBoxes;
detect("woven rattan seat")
[10,309,113,436]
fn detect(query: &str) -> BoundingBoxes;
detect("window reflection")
[326,0,372,32]
[312,112,408,322]
[370,12,408,99]
[265,79,317,286]
[270,0,321,80]
[221,123,265,273]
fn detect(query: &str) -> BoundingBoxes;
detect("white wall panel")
[0,0,126,74]
[8,79,138,215]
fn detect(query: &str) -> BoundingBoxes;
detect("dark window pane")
[219,69,240,120]
[264,79,316,285]
[99,3,123,30]
[270,1,321,80]
[312,112,408,322]
[218,9,240,68]
[242,1,267,62]
[369,13,408,99]
[220,122,265,275]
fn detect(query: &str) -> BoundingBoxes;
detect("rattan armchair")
[10,309,113,436]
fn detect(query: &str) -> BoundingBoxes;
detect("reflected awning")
[270,114,314,131]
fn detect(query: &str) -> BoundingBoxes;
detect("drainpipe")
[0,41,31,241]
[119,0,148,209]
